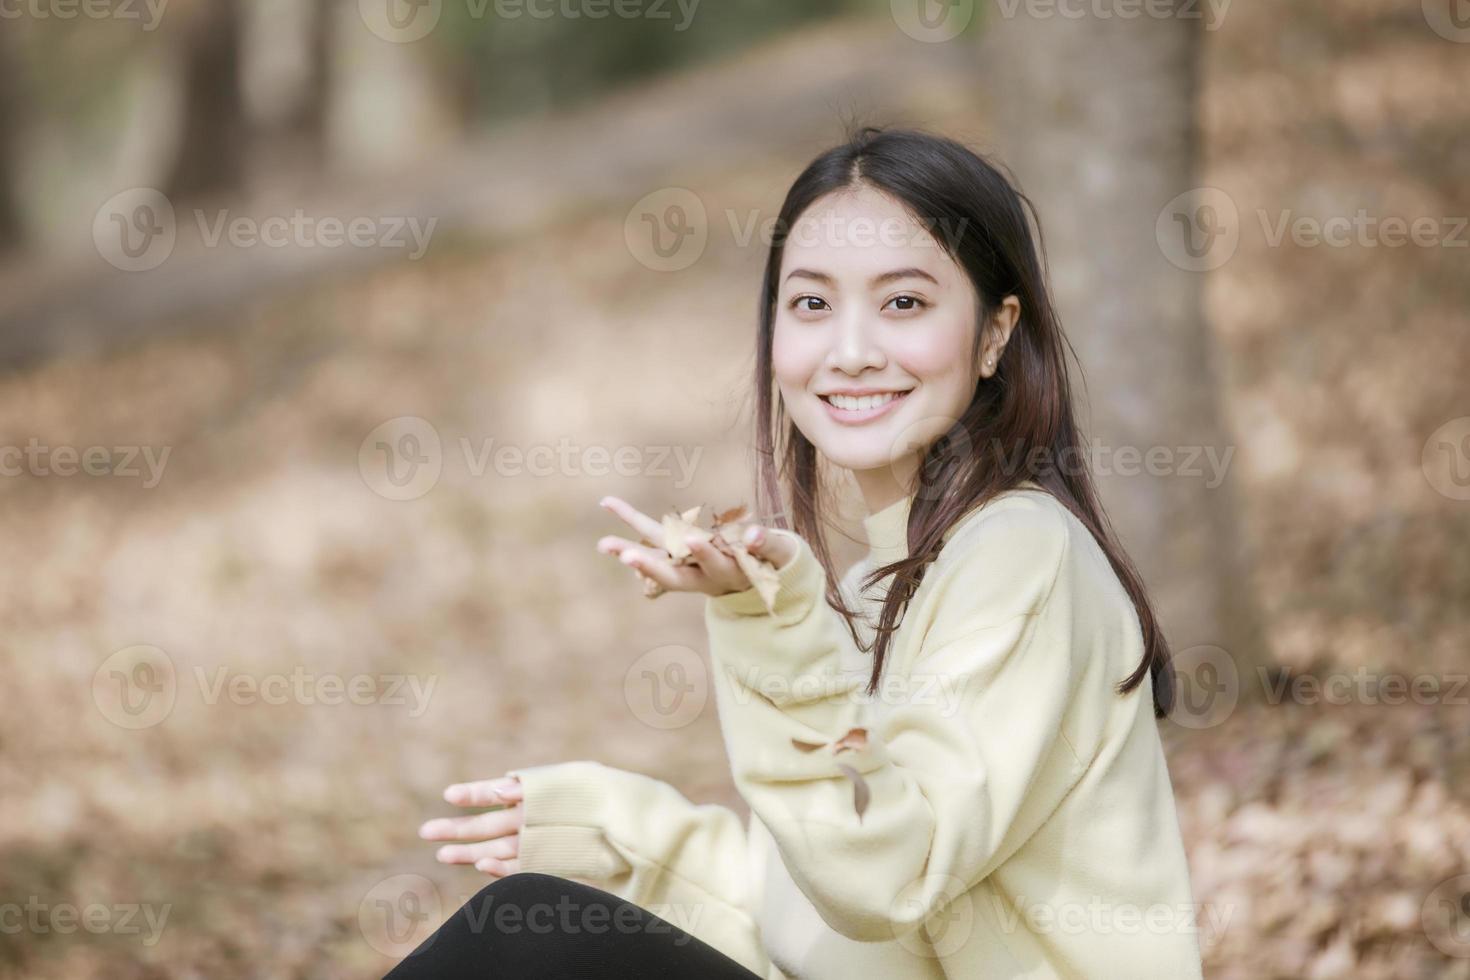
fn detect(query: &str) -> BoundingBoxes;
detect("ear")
[979,295,1021,378]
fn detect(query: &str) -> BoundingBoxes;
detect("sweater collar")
[861,480,1044,565]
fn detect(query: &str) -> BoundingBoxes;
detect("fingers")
[599,535,705,592]
[443,777,523,808]
[599,496,665,544]
[433,834,520,868]
[744,525,798,570]
[419,807,523,842]
[477,856,521,877]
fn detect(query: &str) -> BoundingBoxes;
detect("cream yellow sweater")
[508,482,1204,979]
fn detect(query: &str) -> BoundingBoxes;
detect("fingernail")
[684,535,701,549]
[419,821,439,839]
[621,552,637,565]
[745,526,762,546]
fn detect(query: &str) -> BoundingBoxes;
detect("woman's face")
[772,184,1017,511]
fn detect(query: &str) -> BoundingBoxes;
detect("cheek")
[891,315,975,386]
[771,321,824,389]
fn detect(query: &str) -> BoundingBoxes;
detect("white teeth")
[825,391,905,411]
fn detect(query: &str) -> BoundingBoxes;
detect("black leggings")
[382,872,764,979]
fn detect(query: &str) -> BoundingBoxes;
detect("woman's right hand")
[418,775,525,878]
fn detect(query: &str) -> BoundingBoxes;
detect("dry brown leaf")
[836,763,870,822]
[639,500,782,613]
[832,727,870,754]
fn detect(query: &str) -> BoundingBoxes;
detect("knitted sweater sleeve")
[701,503,1095,944]
[504,759,770,976]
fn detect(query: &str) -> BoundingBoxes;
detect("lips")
[819,389,912,424]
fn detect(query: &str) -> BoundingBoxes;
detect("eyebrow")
[783,267,939,289]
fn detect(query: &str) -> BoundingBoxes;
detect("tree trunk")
[977,2,1271,703]
[0,36,24,251]
[164,0,247,202]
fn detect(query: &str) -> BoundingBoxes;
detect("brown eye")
[790,295,829,312]
[885,294,927,313]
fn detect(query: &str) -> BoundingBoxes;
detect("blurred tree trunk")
[164,0,247,201]
[0,38,23,250]
[264,0,333,171]
[979,2,1271,697]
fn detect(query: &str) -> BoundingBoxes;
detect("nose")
[826,308,886,376]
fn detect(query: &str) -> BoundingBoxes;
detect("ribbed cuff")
[505,760,631,880]
[708,529,825,618]
[517,825,630,880]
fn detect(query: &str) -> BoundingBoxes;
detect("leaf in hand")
[638,500,782,613]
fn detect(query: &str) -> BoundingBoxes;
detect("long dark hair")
[750,125,1175,719]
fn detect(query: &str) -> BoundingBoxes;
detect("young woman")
[391,126,1204,979]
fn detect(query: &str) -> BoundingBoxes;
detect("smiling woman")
[389,125,1202,980]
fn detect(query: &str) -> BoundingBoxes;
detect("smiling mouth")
[818,390,913,411]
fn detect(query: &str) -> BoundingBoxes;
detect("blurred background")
[1,0,1467,977]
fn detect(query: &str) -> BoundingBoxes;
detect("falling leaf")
[836,763,870,822]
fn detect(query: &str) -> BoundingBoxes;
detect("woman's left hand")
[595,495,797,598]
